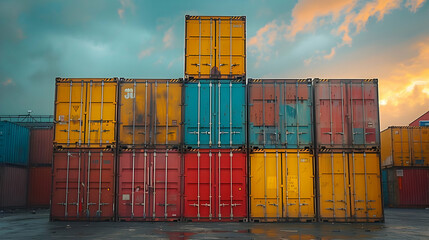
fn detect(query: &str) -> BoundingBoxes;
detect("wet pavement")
[1,208,428,239]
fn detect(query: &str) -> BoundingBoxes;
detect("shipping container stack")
[247,78,315,222]
[27,126,54,208]
[313,79,384,222]
[0,121,30,210]
[182,16,248,222]
[116,78,183,222]
[51,78,118,221]
[381,126,429,208]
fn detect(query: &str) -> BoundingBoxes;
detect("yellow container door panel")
[54,82,86,146]
[166,83,181,144]
[349,153,382,221]
[298,154,315,218]
[380,129,392,167]
[186,56,213,77]
[250,152,282,220]
[318,153,350,220]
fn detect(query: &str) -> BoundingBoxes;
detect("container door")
[216,17,246,77]
[250,151,282,220]
[318,152,351,220]
[55,81,86,146]
[86,80,117,147]
[411,128,427,166]
[118,81,151,146]
[392,128,410,166]
[283,151,314,219]
[348,152,383,221]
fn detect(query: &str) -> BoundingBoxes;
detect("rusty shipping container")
[118,79,182,148]
[0,121,30,166]
[51,149,115,221]
[183,79,246,149]
[317,150,383,222]
[183,149,247,221]
[29,128,53,165]
[185,16,246,79]
[383,167,429,208]
[117,149,181,221]
[314,79,380,149]
[249,149,315,222]
[248,79,313,149]
[54,78,118,149]
[381,126,429,167]
[27,166,51,208]
[0,165,28,209]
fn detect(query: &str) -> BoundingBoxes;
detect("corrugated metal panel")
[118,79,182,148]
[0,165,28,209]
[381,127,429,167]
[385,167,429,208]
[29,128,53,165]
[51,149,115,221]
[184,79,246,148]
[317,150,383,222]
[54,78,118,148]
[117,149,181,221]
[250,149,315,222]
[248,79,313,149]
[183,149,247,221]
[314,79,380,149]
[185,16,246,79]
[27,166,51,207]
[382,169,389,207]
[0,122,30,166]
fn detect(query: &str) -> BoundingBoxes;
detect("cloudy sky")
[0,0,428,130]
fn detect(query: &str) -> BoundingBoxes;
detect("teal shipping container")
[248,79,313,149]
[184,79,246,148]
[0,122,30,166]
[382,169,389,207]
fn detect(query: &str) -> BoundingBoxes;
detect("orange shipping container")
[381,126,429,167]
[118,79,182,148]
[54,78,118,148]
[185,16,246,79]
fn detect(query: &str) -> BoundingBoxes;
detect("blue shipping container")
[184,79,246,148]
[248,79,313,149]
[382,169,389,207]
[419,121,429,126]
[0,122,30,166]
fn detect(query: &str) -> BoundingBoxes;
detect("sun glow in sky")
[0,0,428,130]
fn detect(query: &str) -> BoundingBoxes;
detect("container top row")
[53,78,380,150]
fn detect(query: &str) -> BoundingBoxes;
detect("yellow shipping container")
[381,126,429,167]
[318,150,383,222]
[185,16,246,79]
[54,78,118,148]
[250,149,315,222]
[118,79,182,147]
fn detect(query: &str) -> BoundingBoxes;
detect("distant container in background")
[0,121,30,166]
[0,165,28,209]
[185,16,246,80]
[248,79,313,149]
[317,150,383,222]
[409,110,429,126]
[118,79,182,149]
[381,126,429,167]
[183,79,246,149]
[313,79,380,149]
[420,121,429,126]
[383,167,429,208]
[27,166,51,208]
[54,78,118,149]
[29,128,53,165]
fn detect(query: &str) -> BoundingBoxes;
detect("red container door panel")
[51,150,114,221]
[249,84,279,127]
[184,150,247,221]
[118,150,181,221]
[399,169,429,207]
[28,167,52,207]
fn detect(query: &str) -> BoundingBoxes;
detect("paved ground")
[1,208,428,239]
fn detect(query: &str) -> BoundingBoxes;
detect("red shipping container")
[314,79,380,148]
[117,149,181,221]
[0,165,28,209]
[51,149,115,221]
[183,149,247,221]
[29,128,53,165]
[27,166,51,208]
[385,167,429,208]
